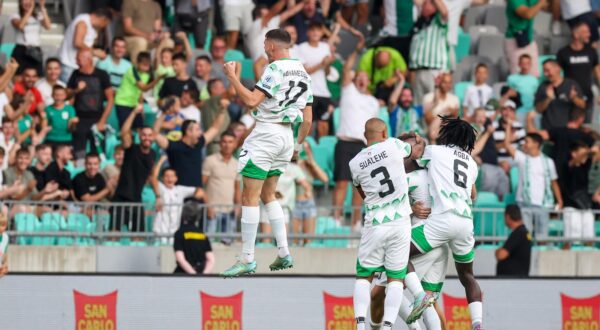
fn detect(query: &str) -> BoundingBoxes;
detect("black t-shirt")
[563,159,592,209]
[72,172,106,200]
[113,144,156,202]
[173,223,212,273]
[159,77,199,98]
[556,45,598,102]
[45,161,72,190]
[166,137,206,187]
[535,78,583,130]
[67,68,111,120]
[496,224,532,276]
[548,127,594,182]
[29,166,47,191]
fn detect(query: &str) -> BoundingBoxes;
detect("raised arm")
[151,155,168,192]
[387,72,405,113]
[152,111,170,149]
[502,120,517,158]
[472,125,494,157]
[279,0,305,23]
[175,31,193,62]
[120,104,143,148]
[526,111,549,140]
[342,30,365,87]
[0,59,19,92]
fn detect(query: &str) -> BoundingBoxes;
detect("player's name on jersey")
[283,69,309,79]
[359,151,389,170]
[454,149,469,160]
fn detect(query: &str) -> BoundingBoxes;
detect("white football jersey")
[417,145,478,218]
[407,168,431,226]
[350,138,413,227]
[253,59,313,124]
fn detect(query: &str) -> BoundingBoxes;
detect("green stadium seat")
[58,213,77,246]
[65,162,85,179]
[322,226,351,248]
[33,213,61,245]
[129,241,148,247]
[102,241,121,246]
[204,29,212,52]
[0,43,16,58]
[142,185,157,210]
[504,193,516,205]
[311,144,333,185]
[107,106,120,131]
[454,81,473,108]
[378,107,392,137]
[548,219,563,237]
[68,213,95,245]
[476,244,500,250]
[315,216,337,235]
[455,28,471,64]
[318,136,337,170]
[240,58,256,80]
[224,49,245,62]
[14,213,38,245]
[473,192,505,237]
[509,167,519,193]
[333,107,340,133]
[305,136,317,149]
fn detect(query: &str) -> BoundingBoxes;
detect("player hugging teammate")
[350,116,484,330]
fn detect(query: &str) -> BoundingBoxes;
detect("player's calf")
[456,261,483,329]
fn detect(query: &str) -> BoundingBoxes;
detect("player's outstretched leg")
[261,176,293,271]
[456,261,483,330]
[405,243,436,323]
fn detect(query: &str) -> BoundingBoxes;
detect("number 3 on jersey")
[371,167,395,198]
[279,81,308,107]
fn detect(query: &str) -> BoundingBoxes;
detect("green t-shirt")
[154,64,176,98]
[506,0,537,40]
[45,104,76,142]
[18,114,32,144]
[115,68,150,107]
[358,47,407,93]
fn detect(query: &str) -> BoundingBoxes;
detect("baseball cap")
[503,100,517,110]
[484,98,500,112]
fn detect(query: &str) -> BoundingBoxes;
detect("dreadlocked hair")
[437,115,477,153]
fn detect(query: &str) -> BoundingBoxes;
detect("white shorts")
[356,221,411,279]
[222,3,254,33]
[374,244,450,293]
[412,211,475,263]
[238,121,294,180]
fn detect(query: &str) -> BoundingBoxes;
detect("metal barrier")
[2,200,599,246]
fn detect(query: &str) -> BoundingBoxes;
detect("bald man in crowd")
[358,46,407,100]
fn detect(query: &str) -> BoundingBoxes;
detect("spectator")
[29,143,51,192]
[332,33,378,230]
[43,144,73,201]
[0,60,20,121]
[96,37,133,89]
[493,100,526,172]
[292,142,328,245]
[409,0,449,102]
[0,95,28,132]
[298,22,335,138]
[66,49,114,160]
[72,153,115,202]
[179,90,202,125]
[221,0,255,49]
[496,204,532,276]
[153,40,176,99]
[12,93,45,145]
[154,108,226,188]
[282,22,301,58]
[556,22,600,122]
[0,148,24,201]
[507,54,539,113]
[10,0,52,76]
[292,0,325,44]
[340,0,368,30]
[35,58,66,107]
[209,36,228,83]
[0,213,9,278]
[102,144,124,184]
[0,120,17,170]
[535,59,586,130]
[201,80,237,154]
[192,56,212,94]
[174,202,215,274]
[505,0,545,77]
[358,46,407,101]
[122,0,171,65]
[553,0,598,43]
[423,73,459,142]
[152,156,205,244]
[202,131,241,244]
[472,108,510,200]
[444,0,489,68]
[387,74,422,137]
[172,0,212,49]
[13,67,44,115]
[158,96,186,141]
[2,148,38,201]
[562,141,598,249]
[159,53,199,98]
[463,63,493,120]
[44,85,78,148]
[503,128,563,239]
[115,52,164,129]
[111,105,159,233]
[58,8,112,82]
[378,0,415,60]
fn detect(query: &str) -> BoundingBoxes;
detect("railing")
[2,200,599,247]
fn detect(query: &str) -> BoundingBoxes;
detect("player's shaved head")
[364,118,388,144]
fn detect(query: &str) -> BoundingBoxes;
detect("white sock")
[469,301,483,326]
[240,206,260,263]
[353,279,370,330]
[423,306,441,330]
[404,272,425,296]
[265,201,290,257]
[399,296,422,330]
[382,281,404,327]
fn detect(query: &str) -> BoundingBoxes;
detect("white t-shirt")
[276,162,305,209]
[11,13,43,46]
[0,93,9,126]
[337,84,380,143]
[514,150,558,207]
[180,105,202,125]
[423,92,460,116]
[560,0,591,20]
[246,16,281,61]
[289,44,300,60]
[407,168,431,226]
[350,138,413,227]
[222,0,252,6]
[417,145,478,219]
[297,41,332,98]
[59,14,97,69]
[35,79,66,107]
[462,84,493,117]
[154,182,197,234]
[444,0,471,46]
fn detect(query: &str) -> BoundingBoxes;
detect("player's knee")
[260,191,276,204]
[241,192,260,206]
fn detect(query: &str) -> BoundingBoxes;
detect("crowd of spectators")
[0,0,599,263]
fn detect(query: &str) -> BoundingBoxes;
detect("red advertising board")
[561,293,600,330]
[323,292,354,330]
[73,290,118,330]
[442,293,471,330]
[201,292,243,330]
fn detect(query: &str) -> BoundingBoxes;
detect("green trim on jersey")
[267,169,283,177]
[411,225,433,253]
[356,259,385,277]
[421,281,444,292]
[240,159,268,180]
[386,266,408,279]
[453,249,474,263]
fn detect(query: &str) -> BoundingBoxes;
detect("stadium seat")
[1,19,17,43]
[0,42,15,59]
[492,82,505,99]
[467,25,500,52]
[65,162,85,179]
[454,81,472,107]
[322,226,351,248]
[504,193,516,205]
[476,244,500,250]
[318,136,337,172]
[104,134,121,161]
[240,58,255,80]
[305,136,317,150]
[311,144,334,184]
[68,213,94,245]
[378,107,392,136]
[473,192,506,237]
[332,107,340,133]
[315,216,337,236]
[58,213,78,246]
[509,167,519,193]
[34,213,61,246]
[453,55,499,85]
[336,29,360,60]
[204,29,212,52]
[455,28,471,64]
[142,185,157,211]
[14,213,38,245]
[224,49,245,62]
[533,11,553,38]
[483,5,507,32]
[463,6,488,30]
[549,36,570,54]
[534,35,549,55]
[476,34,505,64]
[548,219,563,237]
